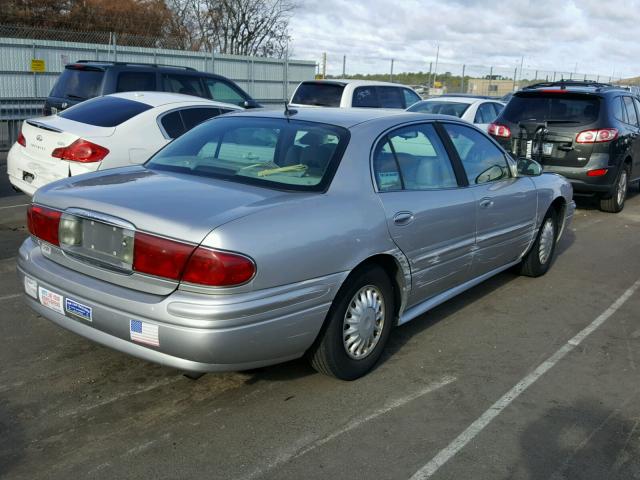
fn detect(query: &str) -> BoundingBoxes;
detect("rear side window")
[291,82,345,107]
[373,124,458,191]
[116,72,156,92]
[377,87,405,109]
[160,111,185,138]
[59,96,152,127]
[612,97,627,123]
[623,97,639,126]
[474,103,497,124]
[162,74,207,98]
[502,94,600,125]
[50,67,104,100]
[204,79,246,106]
[180,107,221,131]
[352,86,378,108]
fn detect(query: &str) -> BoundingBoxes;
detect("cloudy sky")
[289,0,639,80]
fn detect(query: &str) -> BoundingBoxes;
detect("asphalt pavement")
[1,156,639,480]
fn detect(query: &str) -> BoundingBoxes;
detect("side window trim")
[433,121,470,187]
[384,135,406,190]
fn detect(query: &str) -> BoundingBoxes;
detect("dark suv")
[489,80,640,212]
[44,60,260,115]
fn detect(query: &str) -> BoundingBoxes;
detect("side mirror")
[516,157,543,176]
[243,99,260,109]
[475,164,506,184]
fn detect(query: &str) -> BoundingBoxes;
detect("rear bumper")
[18,237,346,372]
[7,144,62,197]
[542,158,617,195]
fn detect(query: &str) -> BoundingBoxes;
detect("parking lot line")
[0,203,28,210]
[0,293,21,302]
[241,375,457,480]
[409,278,640,480]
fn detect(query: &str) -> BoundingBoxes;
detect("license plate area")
[58,210,135,272]
[543,142,553,156]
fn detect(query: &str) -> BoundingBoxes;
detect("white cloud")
[288,0,640,79]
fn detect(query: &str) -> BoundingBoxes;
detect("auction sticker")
[38,287,64,314]
[65,298,92,322]
[24,276,38,299]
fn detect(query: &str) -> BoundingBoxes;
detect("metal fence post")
[461,64,465,93]
[390,59,394,83]
[211,50,215,73]
[488,66,493,96]
[512,67,517,92]
[553,71,556,82]
[32,41,37,97]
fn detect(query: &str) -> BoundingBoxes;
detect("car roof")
[300,79,413,89]
[416,97,480,105]
[222,106,460,128]
[518,80,632,97]
[102,91,243,110]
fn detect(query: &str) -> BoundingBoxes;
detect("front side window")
[373,123,458,191]
[162,74,207,98]
[204,79,246,106]
[147,117,349,191]
[352,86,379,108]
[443,123,510,184]
[403,89,421,107]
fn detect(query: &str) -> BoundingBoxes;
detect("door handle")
[479,198,494,208]
[393,211,414,226]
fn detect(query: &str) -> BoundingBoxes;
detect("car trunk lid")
[32,166,307,294]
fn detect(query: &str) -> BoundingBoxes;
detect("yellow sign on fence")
[30,59,46,72]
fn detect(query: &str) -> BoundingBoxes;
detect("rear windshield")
[502,94,600,125]
[407,101,470,117]
[50,67,105,100]
[147,116,350,192]
[291,82,345,107]
[59,96,152,127]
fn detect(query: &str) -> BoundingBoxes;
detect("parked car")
[8,92,242,196]
[488,80,640,212]
[44,60,260,115]
[407,96,505,131]
[289,79,421,109]
[18,108,574,380]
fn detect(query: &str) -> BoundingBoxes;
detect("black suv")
[44,60,260,115]
[489,80,640,212]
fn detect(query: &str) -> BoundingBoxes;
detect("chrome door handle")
[393,211,414,225]
[479,198,494,208]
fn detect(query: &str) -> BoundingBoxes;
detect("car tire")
[308,265,395,380]
[519,209,558,278]
[600,164,629,213]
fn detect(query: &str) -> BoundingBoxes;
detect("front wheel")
[519,209,558,277]
[308,265,395,380]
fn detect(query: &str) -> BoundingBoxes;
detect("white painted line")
[0,203,28,210]
[409,278,640,480]
[240,375,457,480]
[0,293,22,302]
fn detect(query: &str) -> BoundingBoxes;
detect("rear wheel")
[308,265,394,380]
[520,209,558,277]
[600,164,629,213]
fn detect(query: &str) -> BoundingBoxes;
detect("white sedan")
[407,96,505,132]
[7,92,242,196]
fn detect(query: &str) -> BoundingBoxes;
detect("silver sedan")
[18,108,575,380]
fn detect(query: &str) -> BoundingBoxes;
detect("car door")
[372,122,477,307]
[441,122,537,277]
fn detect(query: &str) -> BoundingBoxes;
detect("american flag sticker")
[129,319,159,347]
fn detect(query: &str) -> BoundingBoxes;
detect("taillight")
[576,128,618,144]
[488,123,511,138]
[52,139,109,163]
[27,205,62,246]
[182,247,256,287]
[133,232,195,281]
[17,129,26,147]
[132,232,256,287]
[587,168,609,177]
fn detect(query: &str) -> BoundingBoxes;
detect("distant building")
[467,79,514,97]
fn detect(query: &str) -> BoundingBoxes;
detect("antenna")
[284,101,297,121]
